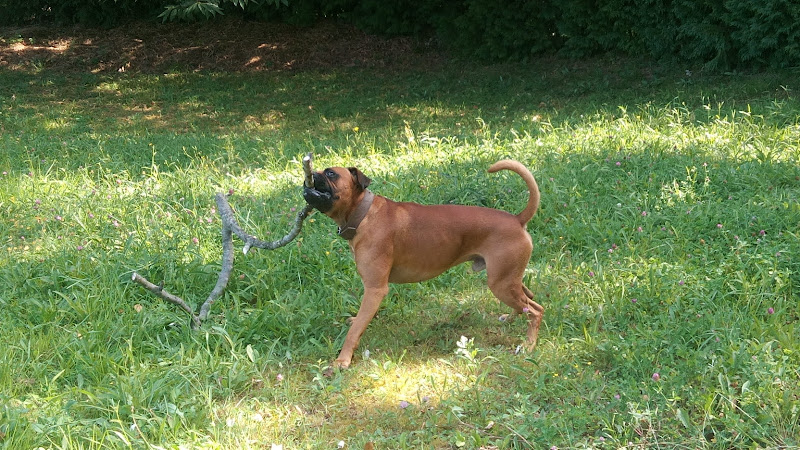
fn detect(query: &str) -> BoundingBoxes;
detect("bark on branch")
[132,153,316,328]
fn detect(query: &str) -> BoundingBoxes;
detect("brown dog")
[303,160,542,371]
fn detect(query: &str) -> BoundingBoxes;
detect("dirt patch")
[0,19,443,74]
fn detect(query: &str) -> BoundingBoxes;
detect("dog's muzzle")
[303,173,335,213]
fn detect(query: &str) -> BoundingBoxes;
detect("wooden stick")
[198,193,312,321]
[134,154,316,328]
[302,152,314,188]
[131,272,202,328]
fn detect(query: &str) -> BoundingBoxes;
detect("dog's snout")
[312,172,328,190]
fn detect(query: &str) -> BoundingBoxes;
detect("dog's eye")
[325,170,338,179]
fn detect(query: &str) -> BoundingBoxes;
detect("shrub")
[725,0,800,68]
[0,0,168,26]
[2,0,799,68]
[434,0,560,60]
[672,0,735,70]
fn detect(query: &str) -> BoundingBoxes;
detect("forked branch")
[132,153,316,327]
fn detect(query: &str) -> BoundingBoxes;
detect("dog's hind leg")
[520,287,544,350]
[493,284,544,350]
[486,254,543,351]
[498,286,538,322]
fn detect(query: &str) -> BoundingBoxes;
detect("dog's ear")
[348,167,372,191]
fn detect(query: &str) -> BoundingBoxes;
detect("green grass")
[1,51,799,449]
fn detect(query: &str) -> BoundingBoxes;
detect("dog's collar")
[338,190,374,240]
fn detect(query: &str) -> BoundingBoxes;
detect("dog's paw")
[323,359,351,377]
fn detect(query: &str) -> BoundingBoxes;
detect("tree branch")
[198,194,313,321]
[131,272,202,328]
[133,153,317,328]
[303,153,314,188]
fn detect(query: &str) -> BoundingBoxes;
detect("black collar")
[338,190,375,240]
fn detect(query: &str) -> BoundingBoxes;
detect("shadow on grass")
[2,59,798,176]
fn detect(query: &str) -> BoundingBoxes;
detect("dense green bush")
[725,0,800,68]
[2,0,798,68]
[436,0,560,60]
[333,0,433,35]
[0,0,167,26]
[672,0,734,70]
[669,0,800,69]
[553,0,672,58]
[432,0,800,68]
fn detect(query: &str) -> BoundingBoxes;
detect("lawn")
[1,23,799,449]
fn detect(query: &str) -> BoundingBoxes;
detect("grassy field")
[1,28,800,449]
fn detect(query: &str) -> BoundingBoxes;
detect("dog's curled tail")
[488,159,540,225]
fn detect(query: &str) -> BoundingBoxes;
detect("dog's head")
[303,166,371,219]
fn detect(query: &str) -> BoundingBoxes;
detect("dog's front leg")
[330,284,389,373]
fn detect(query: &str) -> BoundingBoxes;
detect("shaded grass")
[1,55,799,449]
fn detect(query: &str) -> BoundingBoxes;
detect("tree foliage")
[158,0,287,22]
[2,0,798,68]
